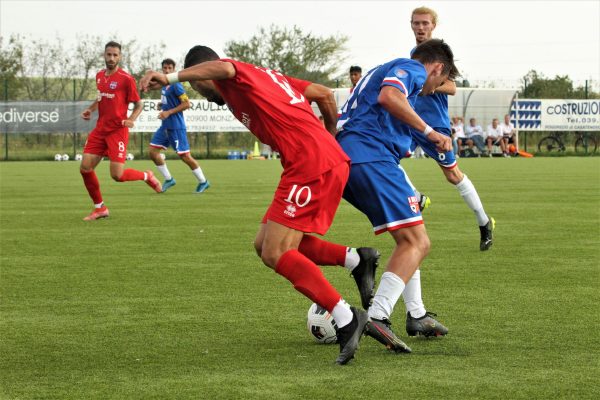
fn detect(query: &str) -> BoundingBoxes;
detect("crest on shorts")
[110,81,118,90]
[284,204,297,218]
[408,195,419,214]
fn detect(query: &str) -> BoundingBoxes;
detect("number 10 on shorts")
[285,185,312,207]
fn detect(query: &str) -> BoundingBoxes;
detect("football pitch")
[1,157,598,399]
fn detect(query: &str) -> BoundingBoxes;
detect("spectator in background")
[465,118,487,155]
[485,118,508,157]
[452,116,466,155]
[500,114,517,154]
[349,66,362,92]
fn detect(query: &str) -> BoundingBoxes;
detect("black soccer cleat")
[479,216,496,251]
[365,318,412,353]
[406,311,449,337]
[351,248,380,310]
[335,307,369,365]
[418,194,431,212]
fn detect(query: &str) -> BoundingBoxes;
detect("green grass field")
[1,157,599,399]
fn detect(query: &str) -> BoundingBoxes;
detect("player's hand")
[157,111,170,120]
[140,70,168,92]
[122,119,135,128]
[427,130,452,153]
[81,109,92,120]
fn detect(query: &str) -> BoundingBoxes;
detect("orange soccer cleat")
[144,170,162,193]
[83,206,109,221]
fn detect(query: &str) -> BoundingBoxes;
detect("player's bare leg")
[366,225,431,353]
[80,153,108,220]
[179,152,210,193]
[256,221,367,364]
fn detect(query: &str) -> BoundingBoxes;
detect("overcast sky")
[1,0,599,88]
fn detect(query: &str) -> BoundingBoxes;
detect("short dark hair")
[184,46,220,69]
[411,39,459,80]
[104,41,121,52]
[162,58,176,68]
[349,65,362,73]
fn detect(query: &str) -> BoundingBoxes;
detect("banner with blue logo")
[511,99,600,131]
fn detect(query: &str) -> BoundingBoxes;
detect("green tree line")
[1,27,597,101]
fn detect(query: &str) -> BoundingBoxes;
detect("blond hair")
[411,6,438,25]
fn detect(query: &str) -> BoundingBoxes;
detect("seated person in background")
[452,116,466,154]
[485,118,508,157]
[465,117,487,155]
[500,114,517,154]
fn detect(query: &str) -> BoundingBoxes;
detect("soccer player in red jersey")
[80,41,162,221]
[141,46,372,364]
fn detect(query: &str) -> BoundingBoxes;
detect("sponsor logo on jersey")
[110,81,118,90]
[241,112,251,129]
[284,204,297,218]
[100,92,115,99]
[408,195,419,214]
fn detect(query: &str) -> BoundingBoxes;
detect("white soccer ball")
[159,153,166,160]
[126,153,135,160]
[61,154,69,161]
[54,153,62,161]
[75,154,83,161]
[307,303,337,344]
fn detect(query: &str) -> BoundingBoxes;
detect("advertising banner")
[511,99,600,131]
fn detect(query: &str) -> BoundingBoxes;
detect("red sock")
[118,169,145,182]
[275,250,341,312]
[298,235,347,266]
[80,170,103,204]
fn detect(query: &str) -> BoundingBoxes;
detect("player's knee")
[260,249,279,269]
[445,168,463,185]
[253,239,263,258]
[110,172,122,181]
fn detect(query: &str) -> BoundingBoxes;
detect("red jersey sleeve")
[126,75,141,103]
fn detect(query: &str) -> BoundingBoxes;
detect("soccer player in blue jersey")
[149,58,210,193]
[408,7,494,252]
[336,39,458,352]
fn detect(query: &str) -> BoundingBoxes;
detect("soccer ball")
[126,153,135,160]
[54,153,62,161]
[75,154,83,161]
[306,303,337,344]
[61,154,69,161]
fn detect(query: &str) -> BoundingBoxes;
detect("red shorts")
[262,162,350,235]
[83,127,129,163]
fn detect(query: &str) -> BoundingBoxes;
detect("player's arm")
[378,86,452,152]
[434,80,457,95]
[122,101,143,128]
[140,61,236,91]
[303,83,338,136]
[81,100,98,120]
[158,93,190,120]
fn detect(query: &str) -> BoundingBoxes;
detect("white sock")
[368,272,406,321]
[157,164,172,180]
[192,167,206,183]
[402,269,426,318]
[331,299,353,328]
[455,175,489,226]
[344,248,360,272]
[94,202,104,209]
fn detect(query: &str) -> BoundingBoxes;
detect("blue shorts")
[150,126,190,154]
[409,127,457,169]
[343,161,423,235]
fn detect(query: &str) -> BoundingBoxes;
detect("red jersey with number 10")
[214,59,349,179]
[95,68,140,133]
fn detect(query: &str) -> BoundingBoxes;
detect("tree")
[521,70,598,99]
[225,25,348,86]
[0,34,24,100]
